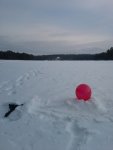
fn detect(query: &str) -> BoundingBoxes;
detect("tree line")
[0,47,113,60]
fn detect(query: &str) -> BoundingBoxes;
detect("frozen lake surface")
[0,60,113,150]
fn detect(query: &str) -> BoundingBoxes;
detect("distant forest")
[0,47,113,60]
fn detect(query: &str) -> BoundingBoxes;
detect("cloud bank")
[0,0,113,54]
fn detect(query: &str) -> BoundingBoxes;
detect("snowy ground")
[0,60,113,150]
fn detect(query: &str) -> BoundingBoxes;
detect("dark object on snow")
[4,103,24,118]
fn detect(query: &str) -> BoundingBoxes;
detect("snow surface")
[0,60,113,150]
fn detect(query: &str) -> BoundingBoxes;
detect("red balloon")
[75,84,91,101]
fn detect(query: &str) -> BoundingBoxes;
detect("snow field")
[0,60,113,150]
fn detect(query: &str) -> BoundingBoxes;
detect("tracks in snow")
[66,120,91,150]
[0,94,111,149]
[0,69,44,96]
[26,96,107,150]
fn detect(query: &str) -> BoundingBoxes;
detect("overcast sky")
[0,0,113,54]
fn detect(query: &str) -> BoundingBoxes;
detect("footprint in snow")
[7,85,16,95]
[16,76,24,86]
[0,81,10,93]
[66,120,92,150]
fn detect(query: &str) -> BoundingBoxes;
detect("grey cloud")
[0,0,113,54]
